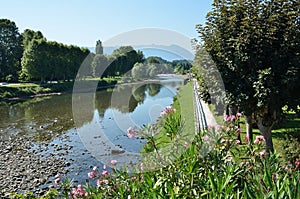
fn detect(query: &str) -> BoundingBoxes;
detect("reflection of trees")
[110,85,137,113]
[132,84,147,102]
[148,84,161,96]
[95,90,112,116]
[95,83,163,114]
[0,94,76,141]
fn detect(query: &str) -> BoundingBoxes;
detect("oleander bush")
[7,110,300,199]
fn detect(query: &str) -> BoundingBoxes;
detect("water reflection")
[74,79,182,169]
[0,77,184,183]
[0,77,183,144]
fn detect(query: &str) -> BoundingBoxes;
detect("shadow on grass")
[272,113,300,140]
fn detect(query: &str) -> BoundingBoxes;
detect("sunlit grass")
[174,81,195,135]
[5,83,39,88]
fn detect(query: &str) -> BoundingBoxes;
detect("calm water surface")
[0,76,183,183]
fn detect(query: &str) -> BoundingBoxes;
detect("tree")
[91,54,108,77]
[131,63,148,80]
[197,0,300,151]
[172,60,192,74]
[107,46,144,76]
[21,29,44,48]
[0,19,22,82]
[21,39,48,82]
[21,38,90,82]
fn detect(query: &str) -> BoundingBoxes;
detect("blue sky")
[1,0,213,47]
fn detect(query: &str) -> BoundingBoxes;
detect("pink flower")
[236,140,241,145]
[127,131,135,138]
[102,170,108,176]
[160,106,176,117]
[72,184,88,197]
[88,172,95,179]
[110,160,117,165]
[231,115,236,121]
[237,113,242,117]
[127,127,136,138]
[97,180,102,187]
[259,150,267,158]
[224,115,230,122]
[254,135,265,144]
[160,111,167,117]
[202,135,209,141]
[103,179,109,184]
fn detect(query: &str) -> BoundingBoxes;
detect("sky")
[0,0,213,47]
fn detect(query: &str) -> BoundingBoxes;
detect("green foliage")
[21,29,44,48]
[131,62,149,80]
[51,122,299,198]
[5,110,300,198]
[21,39,89,82]
[0,18,23,82]
[196,0,300,151]
[131,62,173,80]
[91,54,108,78]
[171,60,192,75]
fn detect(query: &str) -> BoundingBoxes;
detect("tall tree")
[91,54,108,77]
[21,39,89,82]
[21,29,44,48]
[197,0,300,151]
[21,39,48,82]
[107,46,144,76]
[0,19,22,82]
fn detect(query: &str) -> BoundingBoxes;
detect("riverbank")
[0,136,68,196]
[0,74,188,102]
[0,75,186,197]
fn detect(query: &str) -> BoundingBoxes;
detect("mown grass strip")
[174,81,195,136]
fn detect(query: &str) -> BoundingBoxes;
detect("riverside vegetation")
[5,83,300,198]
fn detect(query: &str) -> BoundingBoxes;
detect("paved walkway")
[192,79,218,133]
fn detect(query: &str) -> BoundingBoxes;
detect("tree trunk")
[257,117,274,152]
[245,115,253,143]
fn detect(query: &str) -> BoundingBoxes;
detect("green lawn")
[4,83,39,88]
[207,103,300,155]
[237,112,300,155]
[173,81,195,135]
[140,81,195,152]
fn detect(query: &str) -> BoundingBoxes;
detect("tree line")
[194,0,300,152]
[131,56,192,80]
[0,19,91,83]
[1,18,192,84]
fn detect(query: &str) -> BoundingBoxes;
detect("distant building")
[96,40,103,54]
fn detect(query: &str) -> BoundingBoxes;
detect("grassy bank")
[4,81,300,198]
[0,78,120,100]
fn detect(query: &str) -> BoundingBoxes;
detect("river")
[0,76,183,191]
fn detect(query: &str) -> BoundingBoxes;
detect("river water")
[0,76,183,185]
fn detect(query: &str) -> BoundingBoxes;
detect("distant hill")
[85,44,194,61]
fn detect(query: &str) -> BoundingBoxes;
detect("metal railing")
[192,79,207,133]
